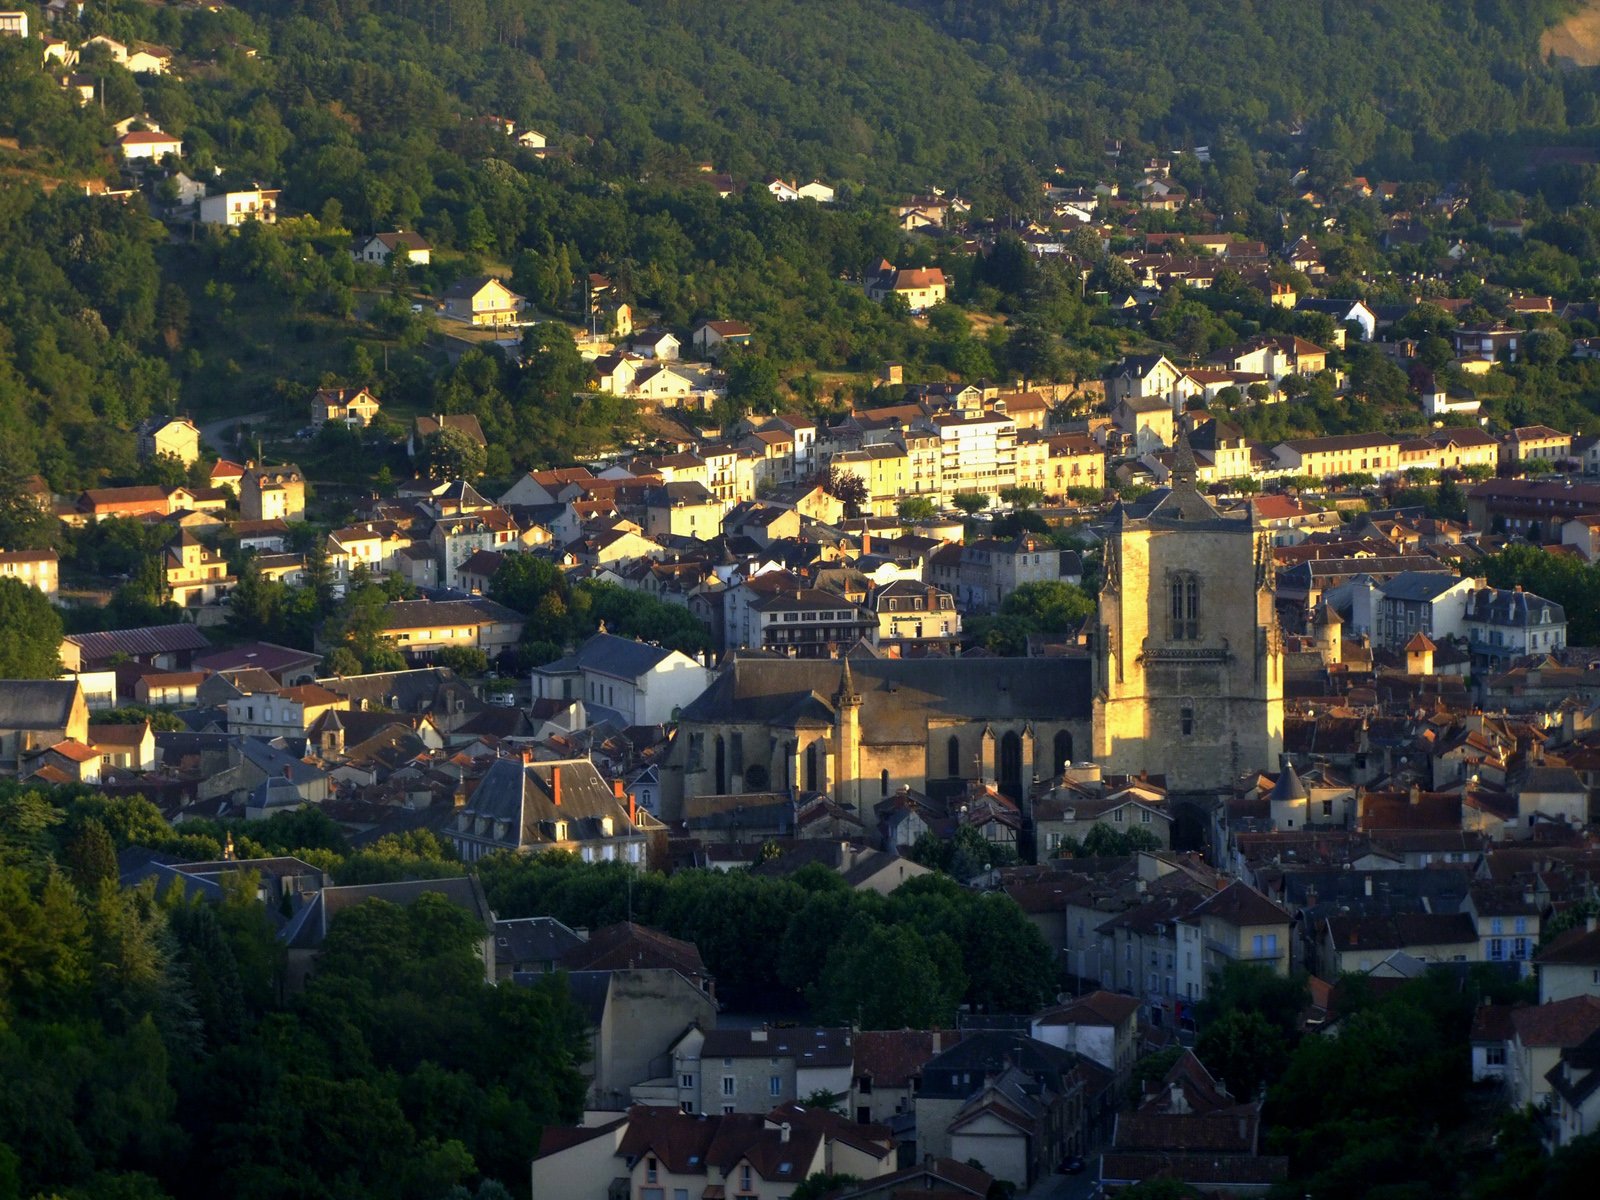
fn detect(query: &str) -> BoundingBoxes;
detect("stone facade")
[668,434,1283,806]
[1092,435,1284,791]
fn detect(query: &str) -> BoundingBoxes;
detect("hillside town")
[10,2,1600,1199]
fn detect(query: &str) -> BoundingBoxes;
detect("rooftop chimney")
[613,777,625,800]
[552,765,562,807]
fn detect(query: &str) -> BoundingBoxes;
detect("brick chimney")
[612,777,625,800]
[552,765,562,807]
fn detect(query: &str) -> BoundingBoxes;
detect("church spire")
[1170,421,1198,493]
[835,656,859,705]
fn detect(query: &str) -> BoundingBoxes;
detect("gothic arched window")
[1054,730,1073,775]
[1170,572,1199,641]
[947,735,961,779]
[1180,699,1195,737]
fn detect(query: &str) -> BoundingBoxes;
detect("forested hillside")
[896,0,1580,169]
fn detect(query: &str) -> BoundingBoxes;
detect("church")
[659,435,1283,817]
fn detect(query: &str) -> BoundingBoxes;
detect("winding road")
[199,411,270,459]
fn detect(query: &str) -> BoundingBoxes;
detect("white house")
[797,179,835,203]
[118,130,183,162]
[353,230,432,266]
[200,188,279,227]
[532,632,712,727]
[0,9,28,37]
[629,330,680,361]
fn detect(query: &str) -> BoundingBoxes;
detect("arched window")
[1180,699,1195,737]
[1054,730,1073,775]
[947,735,961,778]
[714,736,727,794]
[1170,572,1199,641]
[881,769,890,797]
[999,730,1023,800]
[805,742,819,792]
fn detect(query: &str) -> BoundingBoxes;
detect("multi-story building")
[240,464,306,522]
[1462,586,1567,669]
[1372,570,1476,650]
[1017,432,1105,498]
[448,756,653,865]
[933,412,1017,502]
[378,597,525,662]
[831,444,911,517]
[928,533,1060,611]
[199,187,279,227]
[532,632,712,727]
[1501,425,1573,469]
[310,386,381,429]
[689,1026,853,1115]
[1271,432,1402,479]
[1467,479,1600,541]
[866,580,961,653]
[163,530,234,608]
[136,416,202,465]
[746,586,876,658]
[0,549,59,599]
[226,684,348,740]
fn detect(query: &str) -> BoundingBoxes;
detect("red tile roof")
[1511,995,1600,1048]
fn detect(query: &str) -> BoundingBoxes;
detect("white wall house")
[532,632,711,727]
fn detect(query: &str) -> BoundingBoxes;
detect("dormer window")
[553,821,568,841]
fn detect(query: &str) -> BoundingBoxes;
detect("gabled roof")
[1511,995,1600,1049]
[1537,923,1600,967]
[64,623,210,662]
[1189,881,1288,927]
[559,921,708,980]
[0,680,81,730]
[1034,990,1141,1028]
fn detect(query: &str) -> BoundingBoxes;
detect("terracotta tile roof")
[1035,990,1141,1027]
[1511,995,1600,1048]
[1537,924,1600,967]
[559,922,708,979]
[852,1029,966,1088]
[1471,1003,1517,1044]
[1189,880,1287,928]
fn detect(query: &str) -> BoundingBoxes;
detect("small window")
[722,1076,735,1096]
[1180,703,1195,737]
[769,1075,782,1097]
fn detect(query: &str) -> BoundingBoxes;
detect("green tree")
[811,922,964,1028]
[421,426,487,479]
[1194,1009,1288,1098]
[64,819,118,894]
[0,578,63,678]
[896,496,938,521]
[952,492,990,516]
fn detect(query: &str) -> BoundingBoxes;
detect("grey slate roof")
[0,680,80,729]
[680,655,1092,739]
[63,623,210,663]
[564,632,679,680]
[494,916,587,967]
[1380,571,1466,603]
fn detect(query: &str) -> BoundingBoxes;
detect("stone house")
[240,464,306,522]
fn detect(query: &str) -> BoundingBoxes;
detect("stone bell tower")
[1092,428,1283,790]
